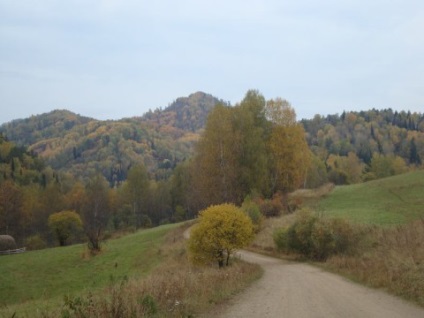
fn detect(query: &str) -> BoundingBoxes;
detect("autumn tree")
[146,180,172,225]
[40,181,66,216]
[233,91,270,198]
[170,161,192,219]
[82,174,110,251]
[192,91,313,205]
[266,98,311,192]
[305,153,328,188]
[326,152,364,184]
[0,180,23,238]
[121,164,150,228]
[192,90,271,207]
[409,138,421,165]
[188,204,254,268]
[65,181,86,213]
[48,210,83,246]
[192,104,239,207]
[366,153,408,180]
[21,184,43,239]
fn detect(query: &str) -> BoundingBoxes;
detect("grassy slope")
[0,224,178,309]
[1,222,263,317]
[318,170,424,225]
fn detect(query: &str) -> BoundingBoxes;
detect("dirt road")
[209,250,424,318]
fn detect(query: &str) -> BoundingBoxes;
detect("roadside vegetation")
[325,219,424,306]
[259,172,424,307]
[0,223,261,317]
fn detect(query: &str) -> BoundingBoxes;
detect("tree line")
[302,109,424,185]
[187,90,311,210]
[2,91,423,251]
[0,90,311,250]
[0,134,187,249]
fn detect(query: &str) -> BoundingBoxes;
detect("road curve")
[207,250,424,318]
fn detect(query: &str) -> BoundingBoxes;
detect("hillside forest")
[0,90,423,249]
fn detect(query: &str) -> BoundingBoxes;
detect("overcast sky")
[1,0,423,124]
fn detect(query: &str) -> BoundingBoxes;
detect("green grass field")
[0,223,179,313]
[319,170,424,225]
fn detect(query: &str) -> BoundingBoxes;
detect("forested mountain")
[2,95,423,188]
[0,92,223,184]
[0,92,224,246]
[2,110,93,145]
[0,133,45,186]
[2,89,423,251]
[301,109,424,184]
[144,91,225,132]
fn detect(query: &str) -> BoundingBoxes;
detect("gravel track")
[207,250,424,318]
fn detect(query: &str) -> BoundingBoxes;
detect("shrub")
[259,197,284,217]
[173,205,187,223]
[139,294,157,316]
[273,228,289,251]
[48,210,83,246]
[25,235,47,251]
[159,218,170,226]
[241,199,263,233]
[140,214,152,228]
[310,219,336,260]
[329,218,359,254]
[0,235,16,251]
[287,195,302,213]
[273,210,359,260]
[328,170,348,185]
[189,204,254,267]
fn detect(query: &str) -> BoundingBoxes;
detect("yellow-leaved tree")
[266,98,311,192]
[188,204,254,268]
[48,210,83,246]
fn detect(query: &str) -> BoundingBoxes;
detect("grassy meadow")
[0,223,178,314]
[318,170,424,225]
[0,222,261,317]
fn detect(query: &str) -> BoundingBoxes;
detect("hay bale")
[0,235,17,251]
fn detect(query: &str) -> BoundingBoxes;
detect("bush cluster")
[25,235,47,251]
[273,210,360,260]
[255,193,285,218]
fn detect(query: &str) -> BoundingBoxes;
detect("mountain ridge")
[0,91,223,183]
[1,93,423,185]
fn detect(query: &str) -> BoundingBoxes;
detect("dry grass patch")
[250,213,297,252]
[289,183,335,206]
[325,219,424,306]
